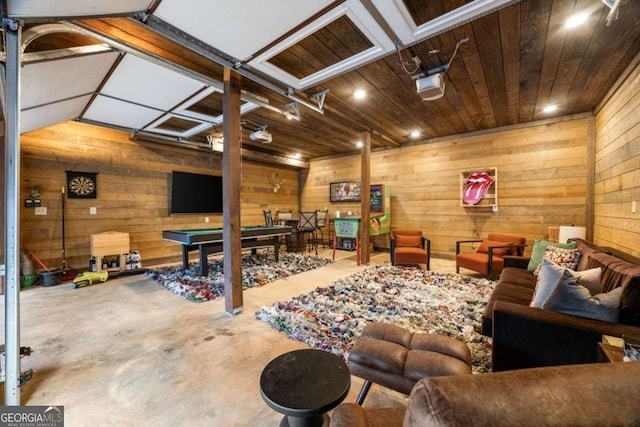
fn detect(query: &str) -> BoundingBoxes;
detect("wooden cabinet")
[90,231,130,272]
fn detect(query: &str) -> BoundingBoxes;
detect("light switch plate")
[35,207,47,215]
[90,207,97,215]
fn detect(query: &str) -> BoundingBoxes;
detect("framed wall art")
[330,180,361,203]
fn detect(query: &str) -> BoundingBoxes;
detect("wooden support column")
[223,67,243,316]
[586,115,595,242]
[360,131,371,265]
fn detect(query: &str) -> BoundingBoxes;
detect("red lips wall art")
[463,171,494,205]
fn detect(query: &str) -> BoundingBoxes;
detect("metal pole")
[3,18,22,406]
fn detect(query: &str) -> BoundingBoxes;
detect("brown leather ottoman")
[348,322,472,404]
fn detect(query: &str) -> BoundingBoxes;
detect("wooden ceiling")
[5,0,640,167]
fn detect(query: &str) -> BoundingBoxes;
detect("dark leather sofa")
[482,238,640,371]
[331,362,640,426]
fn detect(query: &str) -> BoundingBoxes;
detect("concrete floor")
[2,248,461,426]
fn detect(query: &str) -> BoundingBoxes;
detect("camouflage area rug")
[147,251,332,302]
[256,264,496,373]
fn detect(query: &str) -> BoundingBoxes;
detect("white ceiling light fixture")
[356,140,364,148]
[565,12,589,29]
[410,129,421,139]
[354,89,367,100]
[543,104,558,113]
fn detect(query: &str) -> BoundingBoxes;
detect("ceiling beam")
[131,133,309,170]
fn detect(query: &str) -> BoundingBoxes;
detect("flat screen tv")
[170,171,223,214]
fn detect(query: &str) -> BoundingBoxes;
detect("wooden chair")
[263,210,274,227]
[456,233,526,275]
[275,209,293,226]
[390,229,431,270]
[298,211,318,255]
[315,209,328,248]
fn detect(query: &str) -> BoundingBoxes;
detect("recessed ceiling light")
[354,89,366,100]
[543,104,558,113]
[410,130,421,139]
[566,12,589,29]
[294,153,301,159]
[356,140,363,148]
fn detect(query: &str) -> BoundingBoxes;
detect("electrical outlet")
[90,207,97,215]
[632,201,637,214]
[205,217,210,223]
[35,207,47,215]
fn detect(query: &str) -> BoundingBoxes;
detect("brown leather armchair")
[390,230,430,270]
[331,362,640,427]
[456,233,526,275]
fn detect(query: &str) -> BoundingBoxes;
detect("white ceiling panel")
[7,0,154,18]
[372,0,516,45]
[101,54,206,111]
[154,0,334,61]
[83,95,163,131]
[248,0,394,90]
[21,95,92,134]
[22,52,120,110]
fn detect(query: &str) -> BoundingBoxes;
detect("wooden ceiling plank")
[272,32,345,79]
[322,14,373,57]
[498,3,521,125]
[532,0,575,120]
[472,12,510,128]
[570,0,640,108]
[428,26,482,133]
[518,0,554,122]
[454,23,497,130]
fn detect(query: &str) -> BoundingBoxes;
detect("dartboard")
[68,175,96,197]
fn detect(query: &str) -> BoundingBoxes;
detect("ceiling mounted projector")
[416,73,445,101]
[413,35,469,101]
[250,130,272,143]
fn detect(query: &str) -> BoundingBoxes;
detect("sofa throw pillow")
[542,270,623,323]
[533,246,583,276]
[395,234,422,248]
[530,261,603,308]
[573,267,602,295]
[527,239,578,272]
[478,240,510,256]
[530,259,565,308]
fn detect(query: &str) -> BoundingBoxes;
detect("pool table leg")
[198,246,208,277]
[274,238,280,262]
[181,247,189,270]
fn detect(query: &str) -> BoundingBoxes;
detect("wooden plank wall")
[19,121,298,270]
[302,115,591,259]
[594,52,640,257]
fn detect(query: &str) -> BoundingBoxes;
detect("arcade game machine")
[333,184,390,264]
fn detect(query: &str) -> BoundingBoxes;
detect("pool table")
[162,225,292,276]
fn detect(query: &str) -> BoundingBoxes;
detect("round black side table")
[260,349,351,427]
